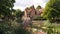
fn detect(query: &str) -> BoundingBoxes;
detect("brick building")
[24,5,36,18]
[24,5,43,18]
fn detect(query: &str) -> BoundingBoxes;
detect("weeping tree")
[43,0,60,23]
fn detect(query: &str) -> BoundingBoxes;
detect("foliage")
[0,0,15,17]
[33,16,46,20]
[14,9,24,23]
[43,0,60,21]
[31,20,60,34]
[15,9,24,18]
[36,5,41,10]
[0,0,29,34]
[42,20,60,34]
[0,20,30,34]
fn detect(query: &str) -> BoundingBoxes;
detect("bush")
[0,19,30,34]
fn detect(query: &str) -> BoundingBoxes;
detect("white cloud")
[13,0,48,11]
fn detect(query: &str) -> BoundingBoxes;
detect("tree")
[43,0,60,22]
[36,5,42,10]
[15,9,24,23]
[0,0,15,17]
[15,9,24,18]
[0,0,30,34]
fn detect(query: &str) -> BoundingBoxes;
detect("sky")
[13,0,49,11]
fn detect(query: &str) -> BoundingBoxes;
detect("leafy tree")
[0,0,15,18]
[0,0,30,34]
[36,5,42,10]
[43,0,60,22]
[15,9,24,23]
[36,5,42,13]
[15,9,24,18]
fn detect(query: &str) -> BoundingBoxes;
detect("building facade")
[24,5,43,18]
